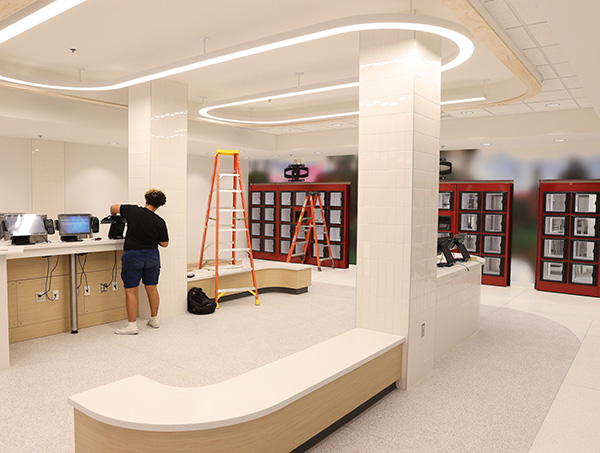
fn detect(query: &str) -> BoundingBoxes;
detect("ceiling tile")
[576,98,593,108]
[522,48,547,66]
[535,64,557,79]
[483,102,533,115]
[562,76,582,89]
[446,109,493,119]
[527,22,559,46]
[526,99,579,112]
[525,89,572,103]
[569,87,588,99]
[553,62,577,78]
[505,26,536,49]
[541,78,565,92]
[506,0,546,25]
[483,0,521,28]
[541,44,567,64]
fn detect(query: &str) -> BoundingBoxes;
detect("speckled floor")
[1,266,599,452]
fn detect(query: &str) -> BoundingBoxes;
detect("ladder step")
[218,248,250,253]
[218,228,248,232]
[218,189,243,193]
[219,173,240,177]
[295,241,308,245]
[291,253,305,257]
[320,257,334,261]
[217,287,256,293]
[211,208,245,212]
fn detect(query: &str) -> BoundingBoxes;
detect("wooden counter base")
[73,343,402,452]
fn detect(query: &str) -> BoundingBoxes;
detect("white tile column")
[356,30,441,389]
[128,79,188,318]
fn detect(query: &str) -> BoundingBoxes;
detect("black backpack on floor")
[187,287,216,315]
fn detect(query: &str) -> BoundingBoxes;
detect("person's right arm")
[158,240,169,248]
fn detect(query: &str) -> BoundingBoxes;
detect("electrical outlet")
[84,286,90,296]
[421,323,426,338]
[112,281,118,291]
[35,292,46,303]
[99,283,108,293]
[52,290,59,301]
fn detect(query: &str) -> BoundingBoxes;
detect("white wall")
[0,137,31,213]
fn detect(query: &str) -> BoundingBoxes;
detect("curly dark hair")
[145,189,167,208]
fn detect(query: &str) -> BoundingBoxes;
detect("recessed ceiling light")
[0,14,474,91]
[108,142,119,146]
[461,111,474,115]
[546,103,560,107]
[480,142,492,146]
[553,138,567,142]
[331,123,343,127]
[314,151,323,155]
[281,128,291,132]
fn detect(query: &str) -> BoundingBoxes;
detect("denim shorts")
[121,249,161,288]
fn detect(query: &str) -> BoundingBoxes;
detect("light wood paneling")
[8,282,17,328]
[16,276,70,326]
[74,250,122,274]
[73,344,402,452]
[7,256,69,281]
[77,270,125,314]
[79,307,128,329]
[187,268,311,298]
[9,317,71,343]
[0,0,36,21]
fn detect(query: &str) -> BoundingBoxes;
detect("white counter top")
[188,259,312,282]
[69,328,405,432]
[436,257,483,279]
[1,239,124,260]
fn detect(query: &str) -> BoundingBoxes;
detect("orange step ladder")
[199,150,260,306]
[286,191,335,271]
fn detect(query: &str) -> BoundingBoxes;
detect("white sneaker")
[147,317,159,329]
[115,322,138,335]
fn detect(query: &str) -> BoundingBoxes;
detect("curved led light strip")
[0,14,473,92]
[199,84,487,125]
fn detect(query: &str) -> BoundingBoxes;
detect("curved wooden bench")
[69,328,404,452]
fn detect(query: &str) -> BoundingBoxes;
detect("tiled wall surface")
[355,30,441,388]
[128,80,188,318]
[31,139,65,219]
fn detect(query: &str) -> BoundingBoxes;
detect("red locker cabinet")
[249,182,350,269]
[438,181,514,286]
[536,180,600,297]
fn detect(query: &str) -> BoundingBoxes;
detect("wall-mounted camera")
[284,160,309,182]
[439,157,452,180]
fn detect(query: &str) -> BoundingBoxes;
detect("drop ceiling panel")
[535,65,557,79]
[483,103,533,115]
[505,27,536,49]
[541,78,565,92]
[522,48,546,65]
[482,0,521,28]
[527,22,559,46]
[553,62,577,78]
[506,0,546,25]
[541,44,566,64]
[526,99,578,111]
[562,76,582,89]
[570,88,588,99]
[525,89,572,103]
[446,109,493,118]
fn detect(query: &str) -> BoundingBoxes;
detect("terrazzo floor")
[1,265,599,452]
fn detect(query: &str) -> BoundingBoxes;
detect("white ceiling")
[0,0,599,154]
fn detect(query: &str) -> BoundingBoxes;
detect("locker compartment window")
[330,244,342,260]
[574,193,597,213]
[573,217,596,237]
[329,192,344,207]
[571,264,595,285]
[251,192,261,205]
[483,257,503,276]
[484,214,503,233]
[545,193,567,212]
[251,207,261,221]
[263,239,275,253]
[264,223,275,237]
[572,240,596,261]
[464,234,478,253]
[483,236,503,254]
[330,210,343,225]
[544,216,566,236]
[250,223,261,236]
[280,208,292,223]
[280,224,292,239]
[280,191,292,206]
[264,191,276,206]
[438,231,452,239]
[315,225,325,241]
[439,192,452,210]
[542,261,564,282]
[264,207,275,222]
[280,240,291,255]
[295,192,307,206]
[460,192,480,210]
[251,238,261,251]
[329,227,342,242]
[460,213,479,231]
[543,239,565,259]
[484,192,505,211]
[315,191,327,207]
[438,216,451,230]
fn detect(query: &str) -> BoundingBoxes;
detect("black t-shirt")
[120,204,169,251]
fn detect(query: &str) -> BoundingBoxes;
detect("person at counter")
[110,189,169,335]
